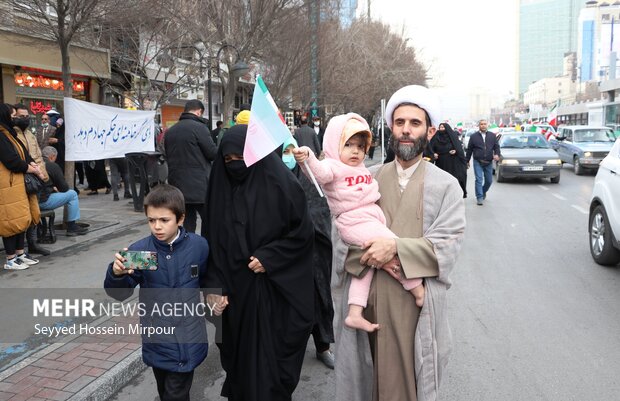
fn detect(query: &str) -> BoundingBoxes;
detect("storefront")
[13,68,90,119]
[0,29,110,116]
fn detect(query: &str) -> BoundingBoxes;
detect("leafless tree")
[10,0,123,189]
[11,0,122,98]
[186,0,307,122]
[94,3,209,110]
[319,19,427,122]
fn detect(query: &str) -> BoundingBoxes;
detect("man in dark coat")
[465,119,501,205]
[163,100,217,233]
[210,120,223,145]
[294,116,321,157]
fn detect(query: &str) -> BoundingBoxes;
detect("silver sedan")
[496,132,562,183]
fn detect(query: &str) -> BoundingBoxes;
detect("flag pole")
[300,161,325,197]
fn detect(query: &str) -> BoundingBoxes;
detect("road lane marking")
[538,185,549,191]
[552,193,567,201]
[571,205,588,215]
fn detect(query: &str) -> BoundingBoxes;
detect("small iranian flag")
[528,125,543,133]
[244,75,291,166]
[547,104,557,126]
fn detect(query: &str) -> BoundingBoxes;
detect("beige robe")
[333,160,465,401]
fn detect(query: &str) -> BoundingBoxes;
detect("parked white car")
[589,138,620,265]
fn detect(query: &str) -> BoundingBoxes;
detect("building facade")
[577,2,620,82]
[519,0,588,94]
[0,29,110,119]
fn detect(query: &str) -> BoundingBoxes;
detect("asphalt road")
[4,163,619,400]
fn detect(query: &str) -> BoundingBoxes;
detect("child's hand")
[112,248,133,276]
[207,294,229,316]
[292,147,310,163]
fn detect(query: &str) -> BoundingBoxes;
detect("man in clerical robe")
[332,85,466,401]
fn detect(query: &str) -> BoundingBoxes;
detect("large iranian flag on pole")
[243,75,291,166]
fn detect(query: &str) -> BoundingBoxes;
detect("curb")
[68,348,146,401]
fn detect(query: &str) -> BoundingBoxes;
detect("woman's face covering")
[224,153,249,181]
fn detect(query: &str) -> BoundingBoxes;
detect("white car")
[589,138,620,265]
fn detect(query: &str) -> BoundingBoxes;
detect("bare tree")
[185,0,306,122]
[11,0,121,98]
[319,19,427,121]
[95,5,209,111]
[11,0,123,189]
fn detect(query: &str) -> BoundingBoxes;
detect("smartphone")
[120,250,158,271]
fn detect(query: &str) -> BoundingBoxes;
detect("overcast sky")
[364,0,518,121]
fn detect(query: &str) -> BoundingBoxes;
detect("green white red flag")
[243,75,291,166]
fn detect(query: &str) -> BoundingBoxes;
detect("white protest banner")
[64,98,156,161]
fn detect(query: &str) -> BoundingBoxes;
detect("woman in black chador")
[203,125,314,401]
[429,122,468,197]
[84,159,111,195]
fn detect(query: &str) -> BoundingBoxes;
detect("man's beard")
[391,134,428,161]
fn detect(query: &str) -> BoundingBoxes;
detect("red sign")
[30,100,53,115]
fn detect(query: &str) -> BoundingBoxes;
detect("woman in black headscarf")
[203,125,315,401]
[281,136,335,369]
[429,122,468,197]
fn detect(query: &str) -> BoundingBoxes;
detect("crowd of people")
[101,84,467,401]
[1,83,473,400]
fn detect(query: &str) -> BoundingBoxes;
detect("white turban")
[385,85,441,129]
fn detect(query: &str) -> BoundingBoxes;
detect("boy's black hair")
[143,184,185,221]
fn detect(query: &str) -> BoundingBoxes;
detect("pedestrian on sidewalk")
[282,136,335,369]
[108,157,132,201]
[203,125,314,401]
[163,100,217,234]
[85,159,112,195]
[13,103,51,255]
[465,119,501,205]
[0,103,43,270]
[104,184,209,401]
[40,147,88,236]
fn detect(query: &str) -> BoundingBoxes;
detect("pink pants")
[337,208,422,307]
[349,269,422,307]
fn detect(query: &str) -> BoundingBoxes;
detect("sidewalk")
[0,189,149,401]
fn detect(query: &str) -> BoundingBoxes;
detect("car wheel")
[496,166,505,182]
[573,156,583,175]
[589,205,620,266]
[550,174,560,184]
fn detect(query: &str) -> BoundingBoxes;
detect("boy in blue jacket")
[104,184,210,401]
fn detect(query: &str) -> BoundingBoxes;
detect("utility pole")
[367,0,371,21]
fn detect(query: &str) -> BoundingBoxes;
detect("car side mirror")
[556,136,565,141]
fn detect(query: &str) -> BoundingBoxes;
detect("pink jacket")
[302,114,389,246]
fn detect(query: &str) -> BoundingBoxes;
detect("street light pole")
[206,44,250,130]
[207,62,213,130]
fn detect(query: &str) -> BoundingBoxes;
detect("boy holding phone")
[104,184,219,401]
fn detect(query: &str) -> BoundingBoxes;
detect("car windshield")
[574,129,615,143]
[499,134,550,149]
